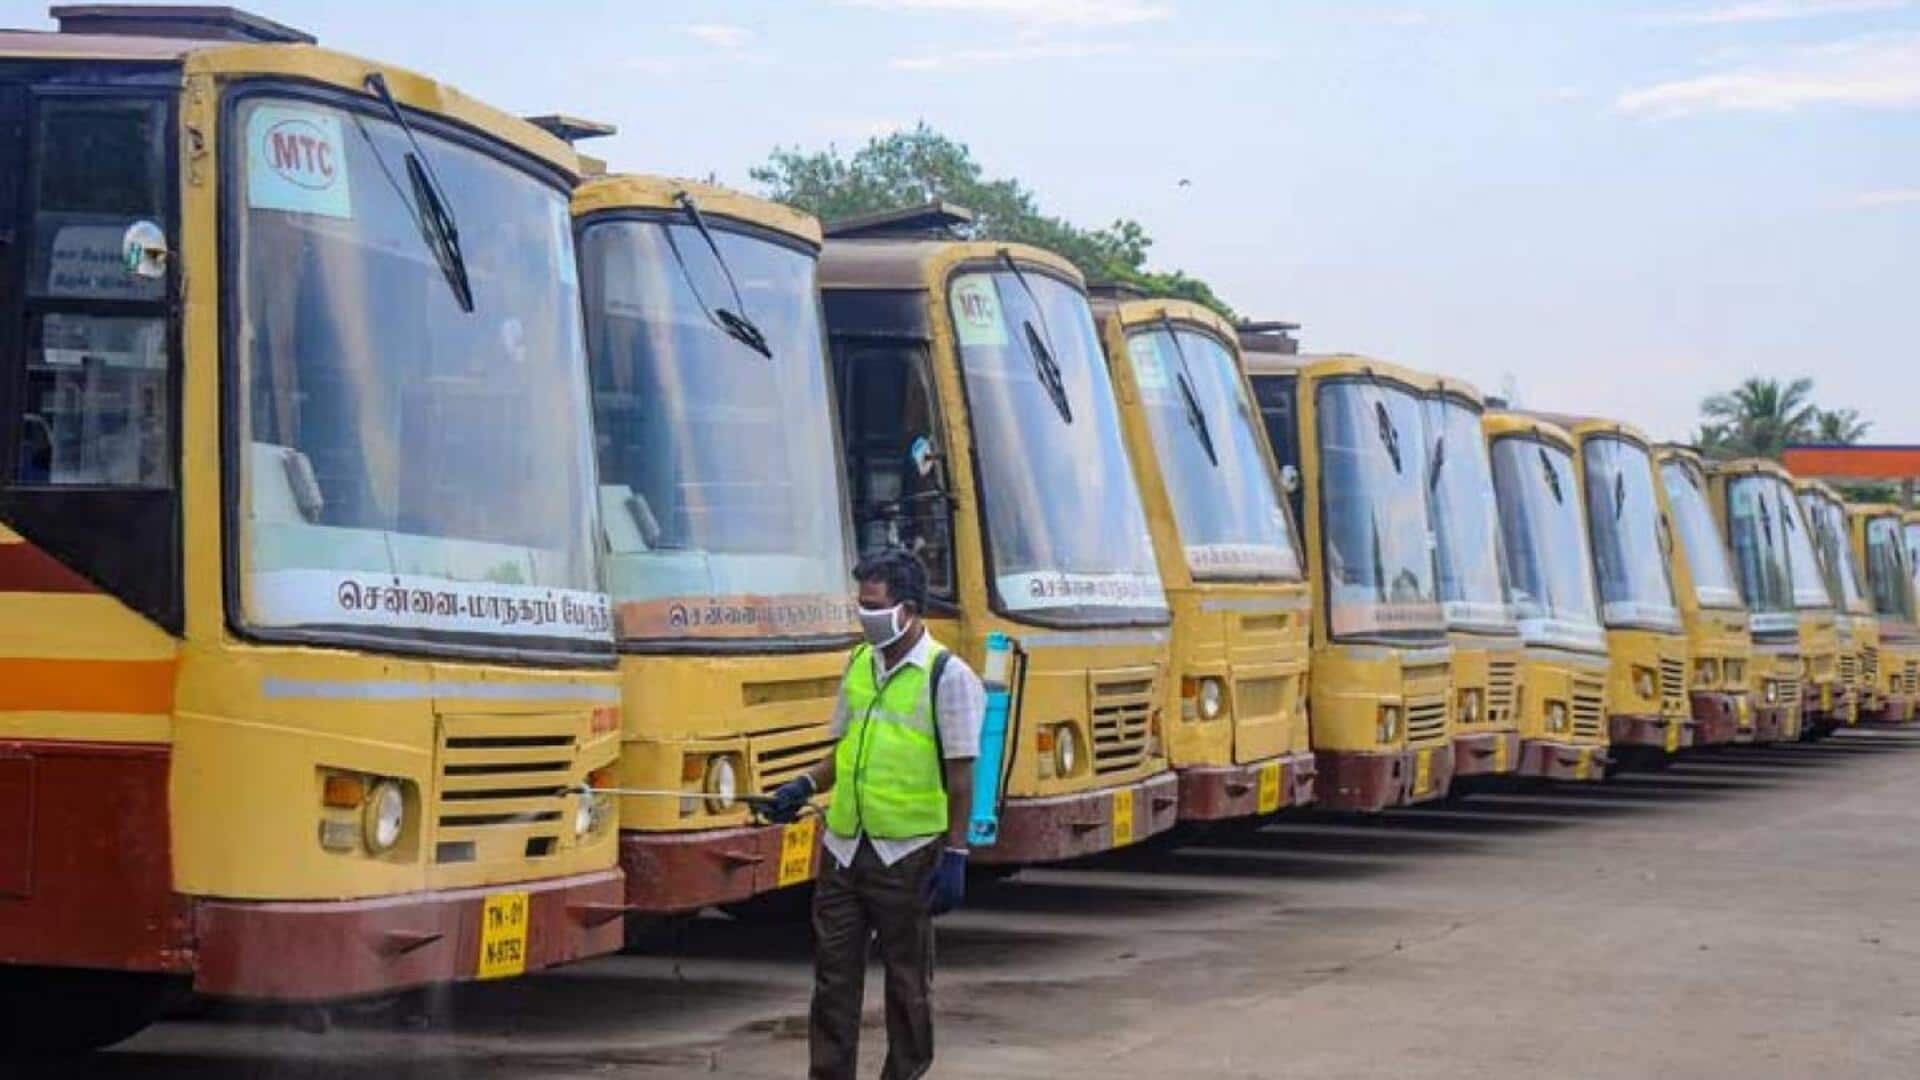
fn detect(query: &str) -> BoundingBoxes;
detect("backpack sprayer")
[968,632,1017,847]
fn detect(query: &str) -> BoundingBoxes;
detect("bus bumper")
[1174,750,1317,821]
[1314,744,1454,812]
[1608,713,1692,752]
[1863,693,1915,725]
[972,772,1179,866]
[1689,691,1741,747]
[619,822,821,915]
[1451,731,1521,778]
[190,869,625,1001]
[1748,702,1793,743]
[1516,740,1606,782]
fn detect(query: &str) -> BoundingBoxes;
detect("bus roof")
[1654,443,1707,470]
[1239,350,1438,393]
[1485,410,1576,454]
[1519,410,1655,451]
[1847,502,1905,520]
[1092,296,1239,349]
[1707,457,1794,483]
[818,238,1082,294]
[572,175,823,248]
[1794,476,1845,503]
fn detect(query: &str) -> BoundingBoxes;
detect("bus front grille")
[1776,675,1802,710]
[1839,651,1858,689]
[1089,674,1154,776]
[1659,656,1687,719]
[1571,676,1606,739]
[1905,660,1919,696]
[435,716,577,863]
[1486,657,1519,725]
[1861,646,1878,686]
[754,729,838,794]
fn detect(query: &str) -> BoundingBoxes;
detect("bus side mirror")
[1279,464,1301,494]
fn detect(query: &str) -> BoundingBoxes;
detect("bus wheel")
[0,967,183,1057]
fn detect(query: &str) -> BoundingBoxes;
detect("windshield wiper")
[670,191,772,359]
[1539,448,1564,504]
[1160,316,1217,466]
[1428,434,1447,491]
[363,73,474,313]
[999,251,1072,423]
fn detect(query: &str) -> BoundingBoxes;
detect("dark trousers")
[809,838,941,1080]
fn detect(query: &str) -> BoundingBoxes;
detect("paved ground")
[90,728,1920,1079]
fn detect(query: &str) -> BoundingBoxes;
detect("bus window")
[836,341,954,598]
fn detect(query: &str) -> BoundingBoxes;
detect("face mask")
[858,603,911,649]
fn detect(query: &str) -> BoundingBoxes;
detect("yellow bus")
[1798,479,1877,726]
[1653,447,1752,746]
[1849,504,1918,723]
[1244,347,1455,809]
[1537,416,1692,759]
[821,206,1177,864]
[0,8,622,1052]
[1422,379,1522,780]
[570,175,851,915]
[1709,460,1835,740]
[1484,414,1611,779]
[1091,295,1315,821]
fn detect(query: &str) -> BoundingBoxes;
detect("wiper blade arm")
[999,250,1073,423]
[674,191,773,359]
[1160,315,1216,466]
[363,73,474,314]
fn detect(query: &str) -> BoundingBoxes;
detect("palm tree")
[1810,407,1871,445]
[1697,377,1817,459]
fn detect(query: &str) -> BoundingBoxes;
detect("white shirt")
[821,630,984,868]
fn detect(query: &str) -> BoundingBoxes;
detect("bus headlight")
[1376,704,1402,744]
[1054,724,1080,777]
[1763,680,1780,704]
[1546,700,1570,733]
[363,780,405,853]
[1633,666,1656,700]
[1457,689,1481,725]
[703,756,739,815]
[1197,678,1224,721]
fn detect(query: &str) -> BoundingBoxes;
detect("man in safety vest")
[766,548,981,1080]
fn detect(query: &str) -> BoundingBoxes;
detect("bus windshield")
[231,95,609,655]
[1315,379,1444,640]
[1659,460,1742,610]
[1800,492,1867,614]
[1581,437,1680,632]
[1727,476,1799,633]
[1906,521,1920,611]
[580,218,856,644]
[1777,481,1833,611]
[1866,516,1912,620]
[949,268,1166,624]
[1490,436,1605,651]
[1422,396,1513,633]
[1123,324,1301,582]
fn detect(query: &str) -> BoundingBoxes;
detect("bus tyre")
[0,968,182,1057]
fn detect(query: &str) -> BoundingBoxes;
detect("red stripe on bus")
[0,540,100,594]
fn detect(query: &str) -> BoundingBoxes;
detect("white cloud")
[846,0,1171,30]
[1645,0,1907,25]
[889,39,1129,71]
[1616,32,1920,114]
[1853,188,1920,205]
[682,22,750,48]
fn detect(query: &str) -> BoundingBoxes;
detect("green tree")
[751,124,1234,317]
[1695,377,1818,459]
[1810,406,1871,445]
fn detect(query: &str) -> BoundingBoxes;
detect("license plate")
[777,817,817,888]
[1492,736,1509,772]
[1256,762,1282,814]
[1112,788,1135,845]
[1413,748,1434,795]
[1737,696,1753,730]
[477,891,530,981]
[1663,719,1680,752]
[1573,749,1592,781]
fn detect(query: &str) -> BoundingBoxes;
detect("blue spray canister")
[968,632,1014,847]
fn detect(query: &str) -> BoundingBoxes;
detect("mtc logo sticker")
[247,104,353,219]
[950,274,1009,348]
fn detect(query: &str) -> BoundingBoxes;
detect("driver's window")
[834,340,954,599]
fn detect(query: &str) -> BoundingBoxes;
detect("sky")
[7,0,1917,443]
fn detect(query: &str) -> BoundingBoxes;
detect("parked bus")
[1849,504,1918,723]
[0,7,622,1052]
[821,206,1178,864]
[1090,294,1315,822]
[1653,447,1752,745]
[1422,379,1522,780]
[1798,479,1877,726]
[1244,344,1455,809]
[569,174,851,915]
[1709,460,1836,739]
[1484,413,1612,779]
[1533,416,1692,759]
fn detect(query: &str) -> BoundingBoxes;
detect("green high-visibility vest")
[825,642,949,841]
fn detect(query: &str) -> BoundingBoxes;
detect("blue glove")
[764,775,814,824]
[925,847,967,916]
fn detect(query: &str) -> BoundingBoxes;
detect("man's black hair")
[853,548,929,612]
